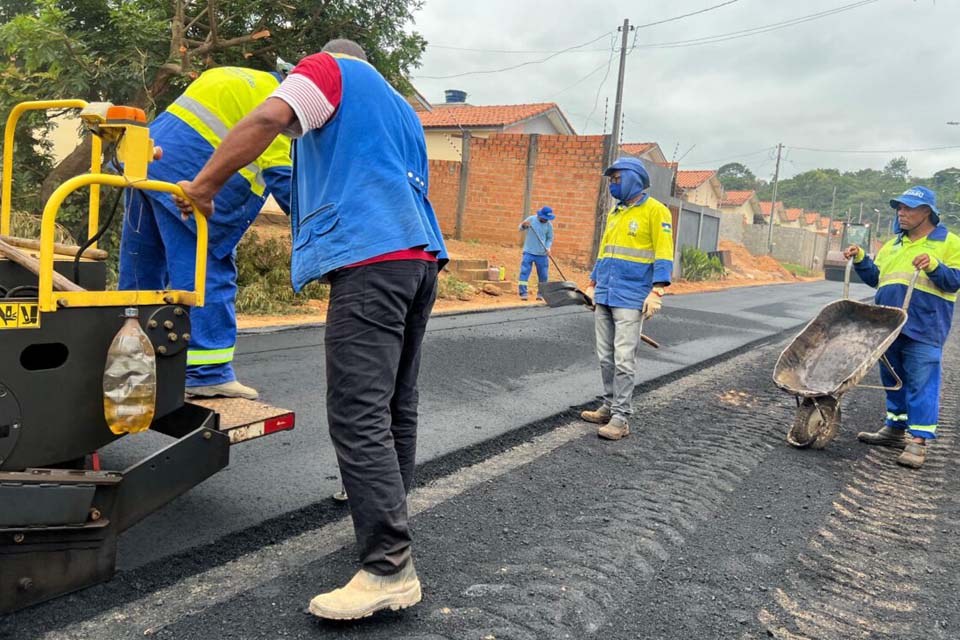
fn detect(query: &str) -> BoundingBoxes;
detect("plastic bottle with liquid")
[103,307,157,435]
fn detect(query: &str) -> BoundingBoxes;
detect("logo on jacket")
[628,221,639,236]
[661,222,672,233]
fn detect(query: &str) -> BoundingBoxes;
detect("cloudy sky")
[406,0,959,180]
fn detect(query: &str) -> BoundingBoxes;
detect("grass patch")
[235,231,328,314]
[782,263,814,277]
[437,274,474,300]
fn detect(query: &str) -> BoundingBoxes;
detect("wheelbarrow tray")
[539,280,593,308]
[773,299,907,398]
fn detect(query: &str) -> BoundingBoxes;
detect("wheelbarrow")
[772,259,919,449]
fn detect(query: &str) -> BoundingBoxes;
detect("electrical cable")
[788,144,960,154]
[5,285,38,299]
[582,34,617,132]
[684,146,777,167]
[73,140,125,284]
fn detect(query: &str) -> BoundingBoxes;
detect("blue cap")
[536,206,555,221]
[890,185,940,224]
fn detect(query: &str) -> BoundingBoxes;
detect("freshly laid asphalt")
[9,285,958,640]
[103,280,871,570]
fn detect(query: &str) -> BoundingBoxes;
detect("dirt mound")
[719,240,795,280]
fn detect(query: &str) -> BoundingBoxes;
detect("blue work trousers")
[518,252,549,298]
[118,190,239,387]
[880,334,942,439]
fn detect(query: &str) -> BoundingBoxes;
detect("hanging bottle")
[103,307,157,435]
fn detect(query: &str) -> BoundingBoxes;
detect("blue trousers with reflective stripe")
[880,334,942,439]
[119,191,238,387]
[518,252,549,297]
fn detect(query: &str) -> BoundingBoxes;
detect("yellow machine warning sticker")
[0,302,40,329]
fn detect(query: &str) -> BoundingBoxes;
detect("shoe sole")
[308,584,422,620]
[581,414,611,424]
[186,389,259,401]
[856,436,906,448]
[896,455,924,469]
[598,430,629,441]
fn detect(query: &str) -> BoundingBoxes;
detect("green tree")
[883,156,909,182]
[717,162,757,191]
[0,0,427,214]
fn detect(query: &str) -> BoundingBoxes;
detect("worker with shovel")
[581,157,674,440]
[518,206,555,301]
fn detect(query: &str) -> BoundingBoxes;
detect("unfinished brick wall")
[530,135,607,265]
[427,159,460,233]
[424,133,607,266]
[459,135,531,245]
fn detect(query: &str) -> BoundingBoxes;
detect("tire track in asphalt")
[422,344,794,639]
[752,338,959,640]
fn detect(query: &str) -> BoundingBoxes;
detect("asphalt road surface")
[102,280,871,570]
[9,283,957,640]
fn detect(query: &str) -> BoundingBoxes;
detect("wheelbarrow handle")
[902,268,921,311]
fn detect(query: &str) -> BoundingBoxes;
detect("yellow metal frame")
[1,100,102,245]
[39,174,207,312]
[2,99,207,313]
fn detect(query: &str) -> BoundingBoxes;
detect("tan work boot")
[581,405,612,424]
[598,414,630,440]
[308,561,421,620]
[857,426,907,447]
[896,442,926,469]
[186,380,259,400]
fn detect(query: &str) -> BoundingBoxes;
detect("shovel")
[526,225,592,308]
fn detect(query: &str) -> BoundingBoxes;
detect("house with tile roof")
[417,95,576,161]
[759,200,788,225]
[720,189,761,225]
[676,169,724,209]
[783,207,804,229]
[803,211,821,231]
[619,142,668,165]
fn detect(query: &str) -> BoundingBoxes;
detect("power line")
[631,0,878,50]
[415,32,612,79]
[583,34,617,132]
[684,146,777,167]
[788,144,960,154]
[546,59,611,99]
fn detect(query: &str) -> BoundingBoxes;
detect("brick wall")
[427,159,460,233]
[425,133,607,266]
[529,135,607,265]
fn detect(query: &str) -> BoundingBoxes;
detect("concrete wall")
[718,210,745,244]
[743,224,828,271]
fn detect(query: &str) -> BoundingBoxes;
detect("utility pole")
[858,201,864,224]
[766,143,783,254]
[607,18,632,166]
[828,185,837,249]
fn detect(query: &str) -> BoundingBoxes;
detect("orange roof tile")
[804,212,820,225]
[418,103,559,128]
[676,170,716,190]
[759,201,784,216]
[621,142,657,155]
[785,207,803,222]
[831,220,843,231]
[721,190,755,206]
[819,216,830,229]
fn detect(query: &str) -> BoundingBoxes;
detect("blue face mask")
[609,183,622,200]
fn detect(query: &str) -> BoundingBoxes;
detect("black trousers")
[324,259,438,575]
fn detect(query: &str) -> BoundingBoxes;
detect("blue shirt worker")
[581,157,674,440]
[174,39,447,621]
[844,186,960,468]
[119,66,292,400]
[517,206,555,301]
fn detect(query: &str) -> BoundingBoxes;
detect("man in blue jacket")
[844,186,960,468]
[174,39,447,620]
[580,157,674,440]
[517,206,555,301]
[119,66,292,400]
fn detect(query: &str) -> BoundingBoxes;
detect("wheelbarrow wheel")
[787,397,841,449]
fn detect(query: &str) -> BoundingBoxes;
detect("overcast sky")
[407,0,959,180]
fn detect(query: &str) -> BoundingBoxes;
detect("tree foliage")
[0,0,427,217]
[755,158,960,238]
[717,162,757,192]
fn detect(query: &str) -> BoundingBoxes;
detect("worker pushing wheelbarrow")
[773,259,920,449]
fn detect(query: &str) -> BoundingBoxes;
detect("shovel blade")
[540,281,592,308]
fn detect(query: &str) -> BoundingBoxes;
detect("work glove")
[642,287,664,319]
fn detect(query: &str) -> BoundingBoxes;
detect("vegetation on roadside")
[437,274,474,301]
[680,245,725,281]
[235,232,327,315]
[781,262,814,277]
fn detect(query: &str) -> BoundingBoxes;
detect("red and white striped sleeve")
[270,53,343,138]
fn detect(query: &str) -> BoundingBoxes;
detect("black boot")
[857,426,907,447]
